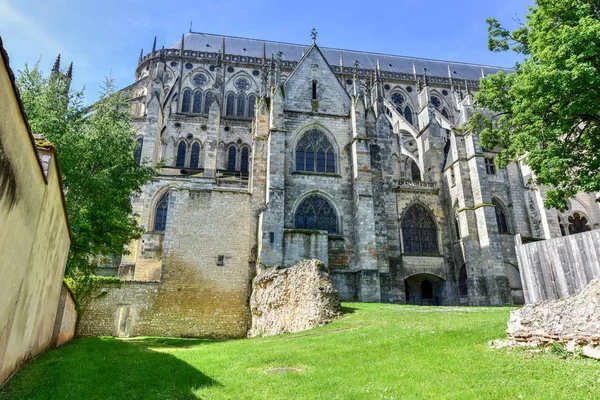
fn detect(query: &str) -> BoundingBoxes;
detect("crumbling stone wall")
[249,259,342,337]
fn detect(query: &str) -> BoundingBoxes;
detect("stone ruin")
[248,259,342,338]
[502,278,600,359]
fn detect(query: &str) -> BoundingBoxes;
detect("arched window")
[226,93,235,117]
[493,199,509,233]
[459,265,468,296]
[204,91,213,114]
[568,212,591,234]
[240,146,249,172]
[421,280,433,299]
[176,141,187,169]
[312,80,317,100]
[247,95,256,118]
[410,160,420,181]
[236,94,246,117]
[134,137,143,165]
[441,108,450,120]
[404,105,413,125]
[192,90,203,113]
[295,195,337,234]
[227,146,237,171]
[402,204,438,254]
[181,89,191,113]
[190,142,201,169]
[295,129,335,173]
[154,191,169,232]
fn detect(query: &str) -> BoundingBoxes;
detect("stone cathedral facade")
[78,31,600,338]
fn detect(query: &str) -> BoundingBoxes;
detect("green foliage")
[469,1,600,209]
[65,275,122,310]
[2,304,599,399]
[16,64,155,278]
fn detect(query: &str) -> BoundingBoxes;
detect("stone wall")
[0,40,71,385]
[515,231,600,303]
[51,283,77,347]
[78,189,255,338]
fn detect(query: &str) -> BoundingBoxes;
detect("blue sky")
[0,0,533,104]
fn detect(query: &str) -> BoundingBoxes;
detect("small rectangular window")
[217,255,224,266]
[485,157,496,175]
[450,165,456,186]
[269,232,275,244]
[312,81,317,100]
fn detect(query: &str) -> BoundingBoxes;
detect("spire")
[311,28,317,44]
[52,54,61,72]
[180,34,185,53]
[353,60,360,97]
[339,52,343,68]
[152,36,157,55]
[376,57,381,74]
[447,64,453,85]
[262,43,267,62]
[216,50,222,68]
[481,66,485,78]
[221,38,226,56]
[189,20,193,33]
[66,62,73,80]
[139,48,144,64]
[423,68,429,87]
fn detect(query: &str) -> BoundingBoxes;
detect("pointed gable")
[283,44,351,116]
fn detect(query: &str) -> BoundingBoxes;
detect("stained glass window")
[235,78,250,90]
[247,95,256,118]
[295,129,335,173]
[404,105,413,125]
[192,91,202,113]
[227,146,237,171]
[204,91,213,114]
[493,199,509,233]
[391,92,404,105]
[154,192,169,232]
[295,195,338,234]
[176,141,187,168]
[226,93,235,117]
[134,137,143,165]
[241,147,249,172]
[431,96,442,108]
[181,89,191,113]
[401,204,438,254]
[190,142,200,169]
[193,73,207,86]
[236,94,246,117]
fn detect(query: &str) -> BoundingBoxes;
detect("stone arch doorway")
[404,273,446,305]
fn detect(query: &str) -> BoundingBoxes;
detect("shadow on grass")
[0,337,218,400]
[341,305,358,314]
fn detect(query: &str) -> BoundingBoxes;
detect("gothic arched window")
[493,199,509,233]
[410,160,420,181]
[247,95,256,118]
[192,90,203,113]
[236,94,246,117]
[295,129,335,173]
[402,204,438,254]
[295,195,338,234]
[181,89,191,113]
[227,146,237,171]
[404,105,413,125]
[240,146,249,172]
[441,108,450,120]
[226,93,235,117]
[190,142,200,169]
[154,191,169,232]
[176,141,187,169]
[204,91,213,114]
[459,265,468,296]
[568,212,591,234]
[134,137,143,165]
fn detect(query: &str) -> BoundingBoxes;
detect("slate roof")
[170,32,513,81]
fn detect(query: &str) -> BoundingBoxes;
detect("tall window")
[402,204,438,254]
[181,89,191,113]
[410,160,420,181]
[176,141,187,169]
[154,192,169,232]
[192,90,203,113]
[248,95,256,118]
[295,129,335,173]
[441,108,450,120]
[485,156,496,175]
[227,146,237,171]
[134,137,143,165]
[493,198,509,233]
[190,142,200,169]
[295,195,337,234]
[236,94,246,117]
[404,105,413,125]
[241,146,249,172]
[226,93,235,117]
[204,91,213,114]
[312,80,317,100]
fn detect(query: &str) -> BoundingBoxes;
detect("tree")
[468,0,600,208]
[17,64,155,278]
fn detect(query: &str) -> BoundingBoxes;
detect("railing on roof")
[215,170,249,189]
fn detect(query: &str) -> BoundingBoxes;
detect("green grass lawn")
[1,303,599,400]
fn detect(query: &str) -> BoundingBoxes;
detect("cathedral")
[78,30,600,338]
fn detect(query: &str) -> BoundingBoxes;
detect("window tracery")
[154,192,169,232]
[294,195,338,234]
[295,129,336,173]
[493,199,509,233]
[176,141,187,169]
[227,146,237,171]
[226,93,235,117]
[401,204,438,254]
[181,89,191,113]
[192,91,203,113]
[134,138,143,165]
[190,142,200,168]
